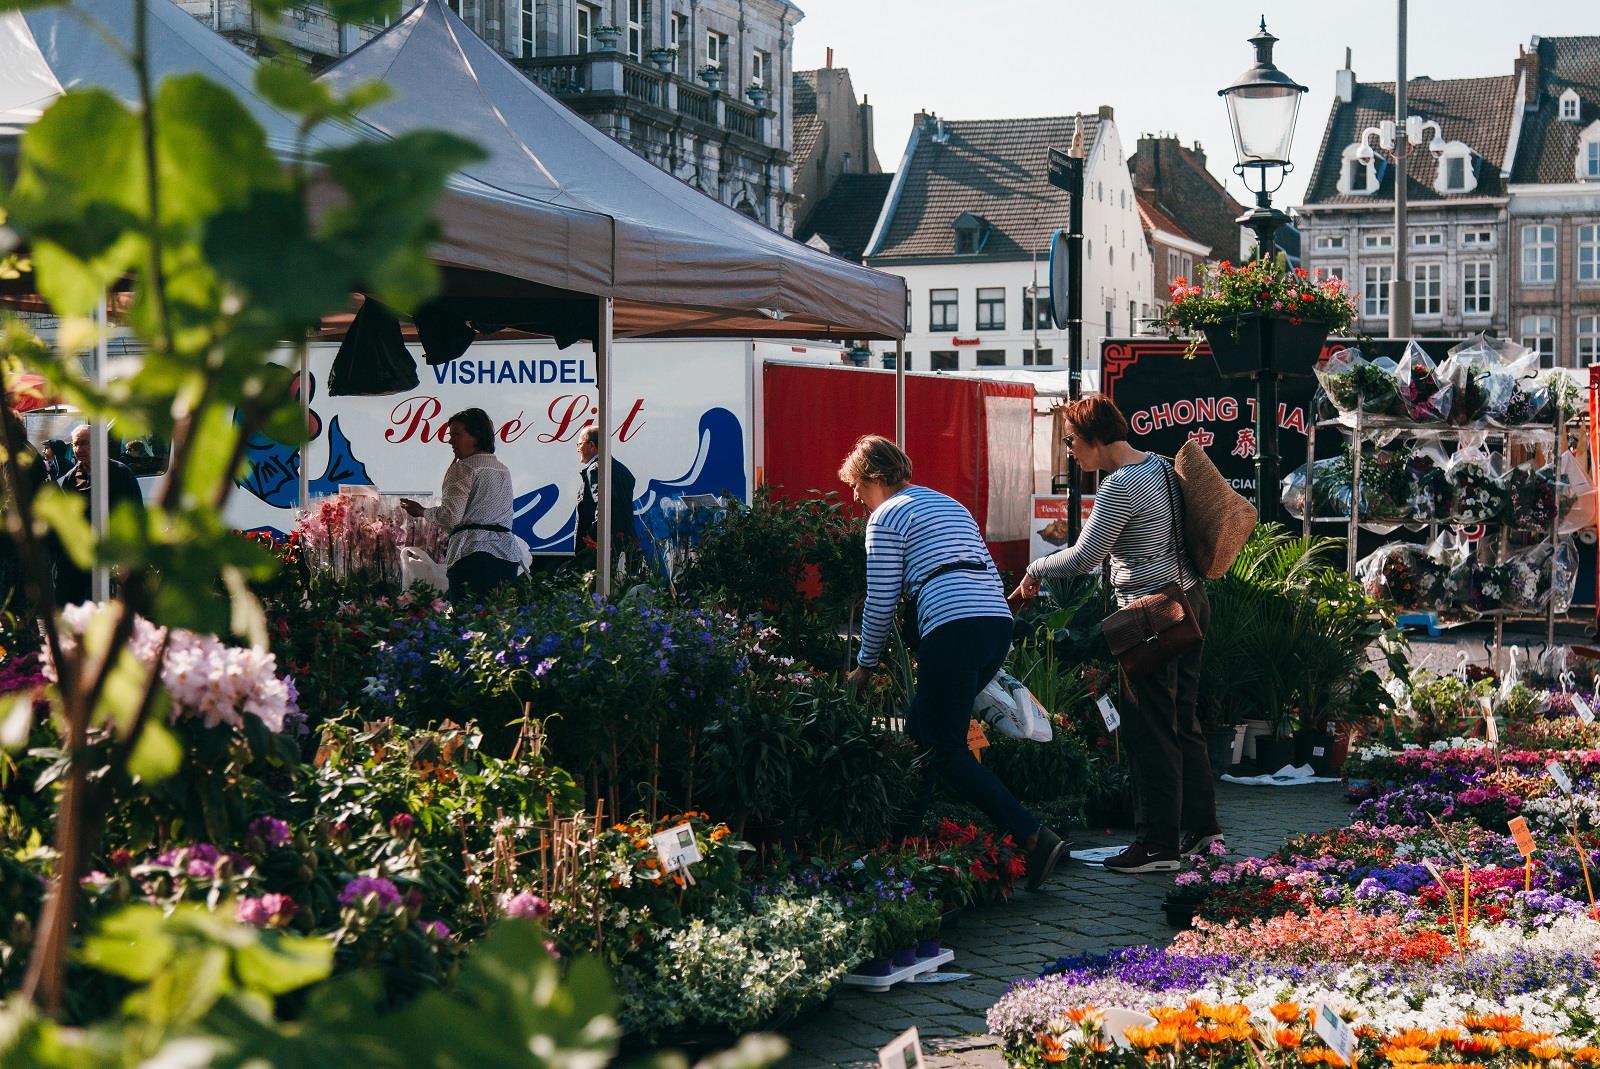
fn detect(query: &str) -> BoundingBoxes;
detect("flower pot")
[1294,728,1337,777]
[1239,719,1271,761]
[1162,898,1198,929]
[916,937,942,958]
[648,48,675,72]
[891,946,919,968]
[593,26,621,51]
[1200,314,1331,381]
[1329,723,1358,772]
[1253,735,1296,774]
[854,957,893,976]
[1204,727,1236,776]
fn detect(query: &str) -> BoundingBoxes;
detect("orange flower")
[1065,1007,1102,1026]
[1206,1004,1251,1028]
[1271,1003,1303,1024]
[643,858,659,869]
[710,827,730,841]
[1153,1007,1199,1028]
[1570,1045,1600,1063]
[1463,1014,1523,1033]
[1275,1028,1303,1050]
[1382,1047,1428,1064]
[1454,1035,1502,1056]
[1126,1024,1179,1050]
[1528,1042,1564,1060]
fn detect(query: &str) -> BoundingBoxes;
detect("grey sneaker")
[1025,827,1066,892]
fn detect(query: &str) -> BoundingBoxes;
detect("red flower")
[1300,293,1315,302]
[1294,267,1309,278]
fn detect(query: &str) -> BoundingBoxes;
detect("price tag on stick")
[1575,694,1596,725]
[1096,695,1122,732]
[1508,816,1536,858]
[1313,1004,1358,1068]
[878,1027,925,1069]
[651,822,703,880]
[966,719,990,758]
[1548,761,1574,795]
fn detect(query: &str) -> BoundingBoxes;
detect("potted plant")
[746,83,769,109]
[1162,879,1207,929]
[697,64,723,91]
[592,25,622,51]
[1163,257,1355,380]
[647,46,676,72]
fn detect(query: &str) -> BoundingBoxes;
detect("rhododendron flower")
[419,919,451,940]
[339,876,402,910]
[237,893,298,928]
[248,816,292,849]
[388,813,415,836]
[502,890,551,919]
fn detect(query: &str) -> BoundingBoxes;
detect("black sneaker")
[1025,827,1066,891]
[1178,829,1225,857]
[1103,842,1182,874]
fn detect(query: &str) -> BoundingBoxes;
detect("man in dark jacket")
[56,423,145,604]
[574,425,638,556]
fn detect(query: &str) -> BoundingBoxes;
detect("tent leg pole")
[91,292,110,603]
[297,338,310,513]
[894,339,905,448]
[596,297,614,598]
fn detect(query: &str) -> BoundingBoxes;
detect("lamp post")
[1218,17,1306,522]
[1355,113,1446,338]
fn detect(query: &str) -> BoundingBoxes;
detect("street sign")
[1047,147,1082,193]
[1048,228,1070,330]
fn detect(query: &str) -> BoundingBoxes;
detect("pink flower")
[237,893,299,928]
[419,919,451,941]
[389,813,416,836]
[502,891,551,919]
[249,816,292,849]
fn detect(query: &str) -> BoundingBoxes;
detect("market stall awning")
[320,0,906,341]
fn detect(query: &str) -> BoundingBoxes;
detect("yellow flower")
[1383,1047,1428,1064]
[1528,1042,1564,1060]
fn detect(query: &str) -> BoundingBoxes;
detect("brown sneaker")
[1103,842,1181,874]
[1025,827,1066,891]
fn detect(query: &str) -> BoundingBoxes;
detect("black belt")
[451,522,511,536]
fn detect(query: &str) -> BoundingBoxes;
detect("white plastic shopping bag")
[972,670,1053,743]
[400,547,450,594]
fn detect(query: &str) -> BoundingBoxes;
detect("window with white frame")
[1318,265,1346,282]
[670,13,687,73]
[929,289,958,331]
[752,50,770,88]
[1521,315,1556,366]
[1412,263,1442,317]
[520,0,533,56]
[1362,232,1394,251]
[706,30,726,70]
[1578,316,1600,366]
[1461,229,1494,247]
[626,0,642,60]
[1411,231,1443,248]
[1561,90,1581,122]
[1313,234,1346,252]
[1362,264,1392,318]
[1440,154,1469,192]
[1522,224,1557,283]
[1580,224,1600,283]
[1462,261,1493,316]
[976,288,1006,331]
[1167,250,1181,282]
[1587,141,1600,180]
[576,3,595,52]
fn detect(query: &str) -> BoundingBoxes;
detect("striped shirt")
[423,453,521,568]
[1026,454,1194,606]
[857,485,1011,668]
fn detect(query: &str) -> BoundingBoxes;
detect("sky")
[790,1,1599,209]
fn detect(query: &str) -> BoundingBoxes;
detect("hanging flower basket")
[1200,312,1333,380]
[1165,258,1354,380]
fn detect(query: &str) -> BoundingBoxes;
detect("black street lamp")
[1218,17,1306,521]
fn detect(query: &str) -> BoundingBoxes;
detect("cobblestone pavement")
[779,780,1353,1069]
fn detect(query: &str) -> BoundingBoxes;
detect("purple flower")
[503,891,551,919]
[248,816,292,849]
[339,876,402,910]
[419,919,451,940]
[237,893,299,928]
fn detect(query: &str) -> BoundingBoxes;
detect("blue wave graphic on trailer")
[239,416,373,511]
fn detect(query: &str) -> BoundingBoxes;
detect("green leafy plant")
[1163,257,1357,356]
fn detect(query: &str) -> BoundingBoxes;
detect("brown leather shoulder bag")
[1098,461,1203,676]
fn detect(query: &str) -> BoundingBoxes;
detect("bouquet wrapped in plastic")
[1356,541,1449,610]
[296,490,449,586]
[1443,440,1509,523]
[1315,347,1402,417]
[1484,349,1541,427]
[1532,368,1584,424]
[1502,539,1580,614]
[1394,341,1453,423]
[1505,461,1558,531]
[1403,446,1453,522]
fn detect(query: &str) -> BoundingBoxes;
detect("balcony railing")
[512,52,771,147]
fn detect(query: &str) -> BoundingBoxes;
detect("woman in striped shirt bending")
[1014,396,1221,875]
[841,435,1066,892]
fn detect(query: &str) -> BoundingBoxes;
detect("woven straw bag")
[1174,439,1257,580]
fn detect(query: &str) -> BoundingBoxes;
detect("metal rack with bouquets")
[1299,389,1568,667]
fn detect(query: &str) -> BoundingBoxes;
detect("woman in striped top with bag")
[1014,397,1222,875]
[841,435,1066,892]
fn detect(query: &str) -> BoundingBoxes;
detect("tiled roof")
[1303,75,1519,206]
[793,69,818,115]
[1511,36,1600,183]
[868,114,1101,262]
[796,172,894,262]
[792,113,823,173]
[1135,191,1199,245]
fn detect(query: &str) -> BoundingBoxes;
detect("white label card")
[1096,696,1121,732]
[1548,761,1574,795]
[1102,1007,1159,1050]
[1575,695,1595,725]
[878,1027,924,1069]
[1313,1003,1357,1067]
[651,822,703,873]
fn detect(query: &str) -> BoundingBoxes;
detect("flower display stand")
[841,947,955,991]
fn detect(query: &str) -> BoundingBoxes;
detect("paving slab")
[777,780,1352,1069]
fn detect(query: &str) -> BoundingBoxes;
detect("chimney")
[1132,134,1159,191]
[1335,47,1356,103]
[859,96,876,171]
[1516,38,1542,109]
[1191,140,1205,167]
[826,46,833,69]
[1097,104,1114,121]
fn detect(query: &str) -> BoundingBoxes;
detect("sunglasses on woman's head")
[1061,433,1076,448]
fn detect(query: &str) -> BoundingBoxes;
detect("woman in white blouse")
[400,408,522,600]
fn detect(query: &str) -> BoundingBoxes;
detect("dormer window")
[1577,121,1600,181]
[1561,89,1582,123]
[952,211,991,255]
[1338,144,1379,196]
[1431,142,1478,195]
